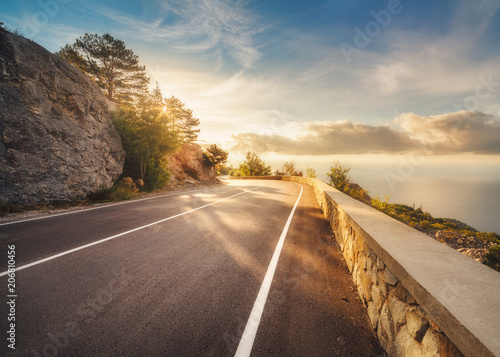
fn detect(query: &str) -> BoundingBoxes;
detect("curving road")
[0,180,383,356]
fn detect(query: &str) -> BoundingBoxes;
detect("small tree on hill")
[202,144,228,174]
[207,144,228,165]
[282,161,296,176]
[281,160,303,176]
[58,33,149,104]
[327,161,351,192]
[306,167,317,178]
[240,152,271,176]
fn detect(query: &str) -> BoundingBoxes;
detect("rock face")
[0,29,125,204]
[167,143,216,183]
[434,230,496,263]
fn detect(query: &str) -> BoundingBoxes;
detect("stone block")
[406,307,429,343]
[387,295,406,333]
[358,253,367,272]
[395,325,423,356]
[376,256,385,270]
[391,283,417,304]
[377,319,389,352]
[372,284,383,310]
[360,272,372,302]
[379,303,394,342]
[384,268,399,286]
[377,274,388,298]
[367,301,379,330]
[352,263,358,285]
[421,329,440,357]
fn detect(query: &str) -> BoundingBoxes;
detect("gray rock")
[0,29,124,204]
[384,268,399,286]
[406,307,429,343]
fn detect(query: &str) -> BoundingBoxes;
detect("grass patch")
[0,199,24,216]
[88,178,139,203]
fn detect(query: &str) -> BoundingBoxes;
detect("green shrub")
[89,187,114,202]
[305,167,316,178]
[0,199,22,216]
[327,161,351,192]
[485,245,500,272]
[89,178,139,202]
[145,166,170,191]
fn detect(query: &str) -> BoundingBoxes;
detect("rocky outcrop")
[434,230,496,263]
[0,29,125,204]
[167,143,216,183]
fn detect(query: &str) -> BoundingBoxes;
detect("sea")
[261,155,500,234]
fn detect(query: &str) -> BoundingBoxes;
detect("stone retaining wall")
[231,176,500,357]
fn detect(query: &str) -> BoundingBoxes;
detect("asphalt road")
[0,180,384,356]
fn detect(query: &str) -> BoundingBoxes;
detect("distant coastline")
[354,175,500,235]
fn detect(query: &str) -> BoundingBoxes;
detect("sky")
[1,0,500,167]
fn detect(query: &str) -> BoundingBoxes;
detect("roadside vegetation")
[229,152,272,177]
[202,144,229,173]
[58,33,232,197]
[326,161,500,271]
[0,32,224,216]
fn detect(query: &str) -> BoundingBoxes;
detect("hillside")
[346,183,499,267]
[167,143,216,184]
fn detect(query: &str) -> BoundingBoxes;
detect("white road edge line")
[235,183,304,357]
[0,185,232,227]
[0,185,262,277]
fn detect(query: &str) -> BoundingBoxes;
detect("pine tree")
[207,144,228,165]
[180,107,200,143]
[58,33,149,105]
[164,96,200,143]
[151,82,163,107]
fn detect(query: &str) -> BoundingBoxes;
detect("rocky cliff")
[0,29,125,204]
[167,143,216,184]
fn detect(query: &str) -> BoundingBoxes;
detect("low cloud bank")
[230,111,500,155]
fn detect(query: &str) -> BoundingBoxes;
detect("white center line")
[235,183,304,357]
[0,185,262,277]
[0,186,228,227]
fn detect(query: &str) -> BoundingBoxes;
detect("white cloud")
[92,0,263,70]
[230,111,500,155]
[396,111,500,154]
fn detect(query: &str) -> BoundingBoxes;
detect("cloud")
[396,111,500,154]
[92,0,263,69]
[230,111,500,155]
[231,121,419,155]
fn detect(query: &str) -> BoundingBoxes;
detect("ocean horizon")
[253,155,500,235]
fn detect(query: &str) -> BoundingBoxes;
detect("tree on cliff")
[327,161,351,192]
[207,144,228,166]
[58,33,149,104]
[239,152,271,176]
[202,144,228,173]
[164,96,200,143]
[111,88,181,190]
